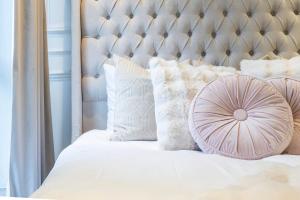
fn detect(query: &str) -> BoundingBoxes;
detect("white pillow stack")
[103,56,210,142]
[102,54,300,158]
[149,58,238,150]
[103,56,238,147]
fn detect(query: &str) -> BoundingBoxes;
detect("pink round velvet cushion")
[267,77,300,155]
[189,75,294,160]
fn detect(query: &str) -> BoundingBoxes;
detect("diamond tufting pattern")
[79,0,300,132]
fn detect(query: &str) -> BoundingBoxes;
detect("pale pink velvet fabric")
[267,77,300,155]
[189,75,294,160]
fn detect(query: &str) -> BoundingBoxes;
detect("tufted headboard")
[71,0,300,140]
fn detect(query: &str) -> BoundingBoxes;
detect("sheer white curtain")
[9,0,54,197]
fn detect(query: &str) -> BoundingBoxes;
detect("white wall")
[0,0,13,193]
[46,0,72,158]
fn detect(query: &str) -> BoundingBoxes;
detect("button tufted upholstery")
[73,0,300,137]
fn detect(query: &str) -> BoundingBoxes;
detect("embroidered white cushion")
[240,56,300,78]
[103,55,156,141]
[103,63,115,131]
[149,57,238,150]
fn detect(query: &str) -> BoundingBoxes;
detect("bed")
[32,130,300,200]
[33,0,300,199]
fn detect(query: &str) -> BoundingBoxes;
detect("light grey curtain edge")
[71,0,83,142]
[9,0,54,197]
[41,1,55,182]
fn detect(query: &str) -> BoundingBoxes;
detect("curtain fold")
[71,0,82,142]
[9,0,54,197]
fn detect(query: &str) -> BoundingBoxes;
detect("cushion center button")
[234,109,248,121]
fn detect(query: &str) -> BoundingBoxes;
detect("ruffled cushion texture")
[104,55,156,141]
[267,77,300,155]
[149,57,238,150]
[189,75,294,159]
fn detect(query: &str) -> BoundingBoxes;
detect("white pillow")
[240,56,300,78]
[149,57,238,150]
[103,55,156,141]
[103,63,115,131]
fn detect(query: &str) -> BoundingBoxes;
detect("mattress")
[32,130,300,200]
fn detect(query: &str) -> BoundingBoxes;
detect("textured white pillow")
[103,63,115,131]
[241,56,300,78]
[103,55,156,141]
[149,57,238,150]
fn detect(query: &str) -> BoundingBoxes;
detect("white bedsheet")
[32,130,300,200]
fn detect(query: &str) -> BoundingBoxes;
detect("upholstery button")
[284,30,289,35]
[129,52,133,57]
[141,32,146,38]
[177,52,181,58]
[106,15,110,20]
[129,13,134,19]
[211,31,216,38]
[201,51,206,57]
[249,50,254,56]
[94,74,100,78]
[199,12,204,18]
[298,49,300,54]
[295,10,299,15]
[163,32,168,38]
[153,51,158,56]
[176,11,180,18]
[247,11,252,17]
[236,29,241,36]
[152,13,157,19]
[271,10,276,16]
[223,10,228,17]
[226,49,231,56]
[117,33,122,38]
[188,30,192,36]
[273,49,279,55]
[260,30,265,35]
[107,53,111,58]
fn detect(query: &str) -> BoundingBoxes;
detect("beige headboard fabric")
[72,0,300,140]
